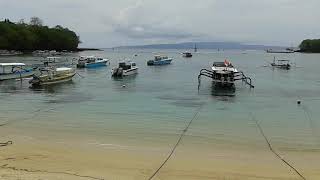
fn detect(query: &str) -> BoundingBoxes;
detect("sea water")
[0,49,320,163]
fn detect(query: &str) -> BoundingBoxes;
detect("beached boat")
[147,55,173,66]
[182,52,193,58]
[271,58,291,70]
[198,59,254,88]
[76,56,109,68]
[0,63,34,81]
[112,61,138,77]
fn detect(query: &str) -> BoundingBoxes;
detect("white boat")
[198,59,254,89]
[76,56,109,68]
[111,61,138,77]
[210,61,238,87]
[0,63,34,81]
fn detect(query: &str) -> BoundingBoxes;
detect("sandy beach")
[1,125,320,180]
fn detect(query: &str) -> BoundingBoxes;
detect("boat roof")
[277,59,290,62]
[80,56,96,58]
[47,56,61,59]
[0,63,26,66]
[56,67,72,71]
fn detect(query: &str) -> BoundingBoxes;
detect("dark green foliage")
[299,39,320,53]
[0,19,80,51]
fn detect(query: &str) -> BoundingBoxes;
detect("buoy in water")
[122,85,126,88]
[297,100,301,105]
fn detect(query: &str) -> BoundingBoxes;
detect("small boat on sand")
[112,61,138,77]
[147,55,173,66]
[76,56,109,68]
[0,63,34,81]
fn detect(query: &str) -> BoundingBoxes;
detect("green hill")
[0,18,80,51]
[299,39,320,53]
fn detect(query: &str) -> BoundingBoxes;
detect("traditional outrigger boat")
[147,55,173,66]
[111,61,138,77]
[29,58,76,86]
[271,58,291,70]
[76,56,109,68]
[0,63,34,81]
[198,59,254,88]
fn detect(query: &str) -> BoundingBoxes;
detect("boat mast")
[194,43,197,52]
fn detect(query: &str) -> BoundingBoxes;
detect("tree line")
[0,17,80,51]
[299,39,320,53]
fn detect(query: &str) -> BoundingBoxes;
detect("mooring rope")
[147,105,203,180]
[0,141,13,147]
[250,113,306,180]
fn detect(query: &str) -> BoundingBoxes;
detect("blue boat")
[147,55,173,66]
[77,56,109,68]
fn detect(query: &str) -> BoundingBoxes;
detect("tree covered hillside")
[0,17,80,51]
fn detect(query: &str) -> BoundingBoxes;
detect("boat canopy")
[0,63,26,66]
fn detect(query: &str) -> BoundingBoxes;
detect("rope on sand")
[250,113,306,180]
[147,106,203,180]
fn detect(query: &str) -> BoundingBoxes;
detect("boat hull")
[112,67,138,77]
[271,64,291,70]
[147,59,172,66]
[77,60,108,68]
[0,69,34,81]
[29,71,76,86]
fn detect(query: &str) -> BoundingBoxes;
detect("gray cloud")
[1,0,320,47]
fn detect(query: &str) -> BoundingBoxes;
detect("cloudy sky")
[1,0,319,47]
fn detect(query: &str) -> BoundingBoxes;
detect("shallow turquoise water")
[0,50,320,152]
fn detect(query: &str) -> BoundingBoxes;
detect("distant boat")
[76,56,109,68]
[266,49,294,53]
[0,63,34,81]
[271,57,291,70]
[182,52,193,58]
[147,55,173,66]
[112,61,138,77]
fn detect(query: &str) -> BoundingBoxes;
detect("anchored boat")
[271,58,291,70]
[198,60,254,88]
[147,55,173,66]
[0,63,34,81]
[112,61,138,77]
[76,56,109,68]
[29,58,76,86]
[182,52,193,58]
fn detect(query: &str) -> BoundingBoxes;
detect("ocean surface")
[1,49,320,177]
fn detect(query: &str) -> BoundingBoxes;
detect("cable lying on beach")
[147,105,203,180]
[0,141,12,147]
[250,113,306,180]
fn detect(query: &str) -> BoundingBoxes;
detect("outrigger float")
[198,60,254,88]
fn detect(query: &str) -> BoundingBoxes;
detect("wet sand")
[1,127,320,180]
